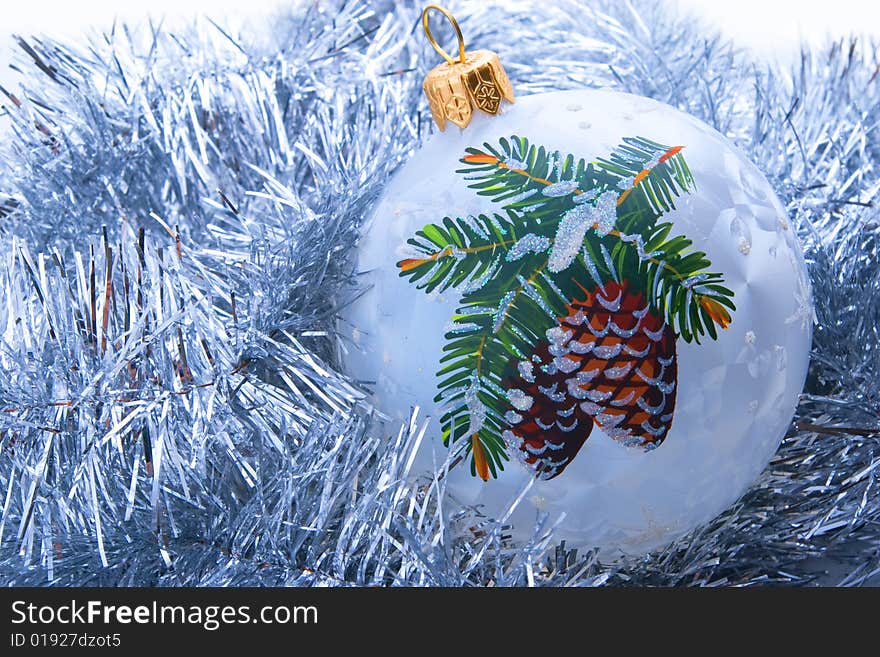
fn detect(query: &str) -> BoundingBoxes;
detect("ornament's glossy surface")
[343,89,812,554]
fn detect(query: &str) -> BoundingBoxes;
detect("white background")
[0,0,878,60]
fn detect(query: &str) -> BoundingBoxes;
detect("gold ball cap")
[421,5,515,130]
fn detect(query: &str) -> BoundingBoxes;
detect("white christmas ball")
[343,89,812,555]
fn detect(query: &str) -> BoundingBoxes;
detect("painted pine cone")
[503,280,677,480]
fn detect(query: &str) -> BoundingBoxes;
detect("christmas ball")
[343,88,812,554]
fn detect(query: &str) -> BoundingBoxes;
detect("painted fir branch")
[397,135,735,478]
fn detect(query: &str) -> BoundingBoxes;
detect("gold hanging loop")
[421,4,467,65]
[420,4,514,131]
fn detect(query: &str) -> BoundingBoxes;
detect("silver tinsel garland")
[0,0,878,586]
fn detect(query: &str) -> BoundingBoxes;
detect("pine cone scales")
[503,280,678,480]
